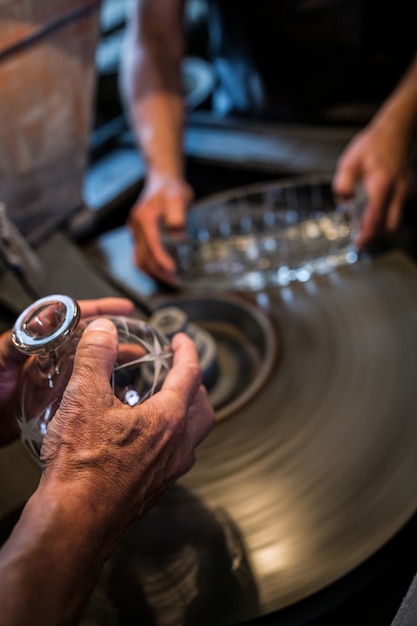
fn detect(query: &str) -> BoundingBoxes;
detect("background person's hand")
[333,119,415,249]
[0,297,134,448]
[40,320,214,550]
[128,173,193,285]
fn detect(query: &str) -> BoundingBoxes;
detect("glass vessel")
[164,174,365,292]
[12,294,173,461]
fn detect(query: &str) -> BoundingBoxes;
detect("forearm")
[0,483,113,626]
[370,53,417,140]
[129,88,186,179]
[120,5,186,179]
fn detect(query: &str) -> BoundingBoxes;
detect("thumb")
[165,183,193,231]
[333,165,358,199]
[71,318,118,386]
[40,318,119,467]
[165,196,188,231]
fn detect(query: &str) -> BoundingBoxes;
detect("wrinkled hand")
[0,297,134,447]
[333,121,415,248]
[128,173,193,285]
[40,319,214,547]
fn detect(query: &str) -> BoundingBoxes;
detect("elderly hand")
[40,318,214,549]
[0,313,214,626]
[0,297,134,447]
[128,173,193,286]
[333,118,415,249]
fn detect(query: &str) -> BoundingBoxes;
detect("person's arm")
[120,0,192,284]
[333,52,417,248]
[0,319,215,626]
[0,484,112,626]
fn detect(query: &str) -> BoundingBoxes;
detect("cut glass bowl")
[164,174,365,292]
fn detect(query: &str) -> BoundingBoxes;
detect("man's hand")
[333,111,416,249]
[128,173,193,285]
[0,313,214,626]
[40,318,215,548]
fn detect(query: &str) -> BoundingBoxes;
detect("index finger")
[79,298,135,318]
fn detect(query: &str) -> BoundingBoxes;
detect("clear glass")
[164,174,365,292]
[12,294,173,461]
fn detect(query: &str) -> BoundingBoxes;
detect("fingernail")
[86,318,116,334]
